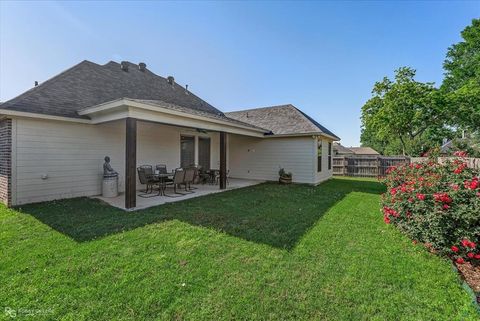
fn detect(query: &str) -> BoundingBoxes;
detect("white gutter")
[0,109,91,124]
[265,132,340,141]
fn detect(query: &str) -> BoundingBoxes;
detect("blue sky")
[0,1,478,146]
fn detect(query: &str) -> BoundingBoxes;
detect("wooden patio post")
[219,131,227,190]
[125,117,137,209]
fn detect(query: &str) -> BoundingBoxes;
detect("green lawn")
[1,178,477,320]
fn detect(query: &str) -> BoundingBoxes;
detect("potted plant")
[278,168,292,184]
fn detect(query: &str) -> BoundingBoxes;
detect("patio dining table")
[153,172,174,196]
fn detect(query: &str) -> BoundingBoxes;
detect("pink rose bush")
[381,155,480,264]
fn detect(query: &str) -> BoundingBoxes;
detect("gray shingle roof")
[349,147,380,155]
[333,143,354,155]
[225,104,339,139]
[0,60,223,119]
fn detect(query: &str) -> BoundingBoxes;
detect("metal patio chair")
[137,165,160,198]
[164,168,187,197]
[183,167,196,192]
[156,164,173,183]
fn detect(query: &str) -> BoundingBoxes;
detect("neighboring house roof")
[349,147,380,155]
[0,60,223,119]
[333,142,354,154]
[225,104,339,139]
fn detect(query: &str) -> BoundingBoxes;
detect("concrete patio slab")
[93,178,264,210]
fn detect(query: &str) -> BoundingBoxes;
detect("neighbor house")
[333,142,379,156]
[0,60,339,209]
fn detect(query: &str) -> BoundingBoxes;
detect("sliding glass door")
[180,135,195,168]
[198,137,211,170]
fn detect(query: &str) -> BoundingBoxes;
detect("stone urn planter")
[278,168,292,185]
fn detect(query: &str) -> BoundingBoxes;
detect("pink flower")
[469,180,478,190]
[451,246,459,253]
[453,151,468,157]
[443,204,450,210]
[433,192,452,204]
[456,257,465,264]
[416,193,426,201]
[467,252,475,258]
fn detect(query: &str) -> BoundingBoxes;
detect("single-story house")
[333,143,379,156]
[0,60,339,209]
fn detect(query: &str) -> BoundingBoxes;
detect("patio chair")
[164,168,187,197]
[198,167,210,185]
[155,164,168,174]
[208,170,217,185]
[189,166,200,189]
[183,167,196,192]
[215,169,230,185]
[155,164,173,183]
[137,165,160,197]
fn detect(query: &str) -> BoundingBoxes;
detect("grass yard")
[1,178,478,320]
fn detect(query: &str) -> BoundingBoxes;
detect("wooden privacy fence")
[334,156,480,177]
[411,157,480,170]
[333,156,410,177]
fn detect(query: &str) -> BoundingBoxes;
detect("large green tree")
[442,18,480,131]
[361,67,448,156]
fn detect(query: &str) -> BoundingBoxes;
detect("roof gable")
[0,60,223,119]
[225,104,339,139]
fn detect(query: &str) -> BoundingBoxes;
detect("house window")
[317,140,322,172]
[328,142,332,170]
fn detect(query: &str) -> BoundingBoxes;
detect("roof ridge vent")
[121,61,129,72]
[167,76,175,85]
[138,62,146,72]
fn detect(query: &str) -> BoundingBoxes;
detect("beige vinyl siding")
[313,137,334,184]
[13,118,220,205]
[228,134,316,184]
[14,118,125,205]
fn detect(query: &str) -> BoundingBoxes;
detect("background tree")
[360,67,448,156]
[442,18,480,131]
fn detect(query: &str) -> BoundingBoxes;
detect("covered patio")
[94,178,263,210]
[78,98,268,210]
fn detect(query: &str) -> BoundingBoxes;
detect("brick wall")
[0,118,12,206]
